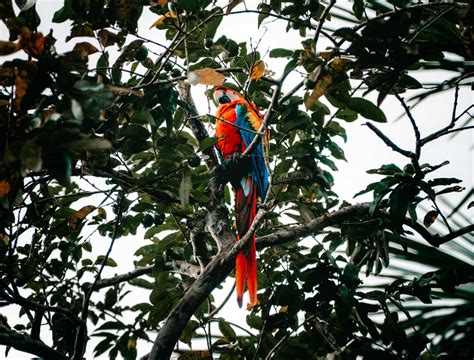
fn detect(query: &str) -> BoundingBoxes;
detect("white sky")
[1,1,472,358]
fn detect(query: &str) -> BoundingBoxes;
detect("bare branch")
[421,72,474,145]
[92,261,201,291]
[314,0,337,48]
[364,123,414,158]
[394,93,421,159]
[403,219,474,247]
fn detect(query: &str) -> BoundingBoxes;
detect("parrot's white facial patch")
[225,89,240,101]
[213,87,241,104]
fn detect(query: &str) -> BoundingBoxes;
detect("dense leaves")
[0,0,472,359]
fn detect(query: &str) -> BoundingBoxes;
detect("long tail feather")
[235,178,258,307]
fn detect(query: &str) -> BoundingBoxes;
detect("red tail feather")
[234,179,258,307]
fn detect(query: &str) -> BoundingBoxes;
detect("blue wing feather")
[235,104,269,201]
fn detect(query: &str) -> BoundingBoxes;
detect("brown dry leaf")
[108,85,144,97]
[279,305,288,313]
[305,74,333,110]
[0,180,11,198]
[188,68,225,86]
[73,42,99,58]
[250,60,266,81]
[226,0,244,14]
[67,24,95,41]
[68,205,95,231]
[0,40,20,56]
[97,29,120,48]
[151,0,168,6]
[423,210,438,228]
[149,11,177,29]
[15,73,29,111]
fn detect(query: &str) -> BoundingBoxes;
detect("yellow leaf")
[68,205,95,231]
[423,210,438,228]
[149,11,177,29]
[280,305,288,313]
[305,74,333,110]
[0,234,10,246]
[0,180,11,198]
[250,60,266,81]
[328,57,351,73]
[95,207,107,221]
[127,337,136,350]
[188,68,225,86]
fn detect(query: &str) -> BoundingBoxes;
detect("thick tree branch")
[0,329,68,360]
[256,203,372,249]
[147,203,375,359]
[403,220,474,247]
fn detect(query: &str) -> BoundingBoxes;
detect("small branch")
[395,93,421,159]
[421,72,474,145]
[278,80,304,105]
[364,123,414,158]
[0,292,83,326]
[403,219,474,247]
[92,261,200,291]
[0,329,68,360]
[313,0,337,48]
[73,195,125,360]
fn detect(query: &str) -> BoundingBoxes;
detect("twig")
[394,93,421,159]
[0,292,83,326]
[421,72,474,145]
[314,0,337,48]
[72,195,125,360]
[364,123,414,158]
[0,329,68,360]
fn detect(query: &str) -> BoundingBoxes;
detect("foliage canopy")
[0,0,473,359]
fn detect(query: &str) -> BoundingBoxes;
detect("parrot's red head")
[213,86,242,104]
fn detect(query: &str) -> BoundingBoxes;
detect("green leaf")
[118,124,151,139]
[95,256,118,267]
[269,48,294,58]
[15,0,36,11]
[367,163,403,175]
[347,97,387,122]
[52,0,72,23]
[176,0,201,11]
[218,319,237,342]
[198,137,218,151]
[179,168,192,207]
[352,0,364,20]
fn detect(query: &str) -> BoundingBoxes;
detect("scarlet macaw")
[213,86,269,307]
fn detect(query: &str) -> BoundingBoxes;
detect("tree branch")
[92,261,201,291]
[403,220,474,247]
[364,122,414,158]
[256,203,372,249]
[0,329,68,360]
[147,203,374,359]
